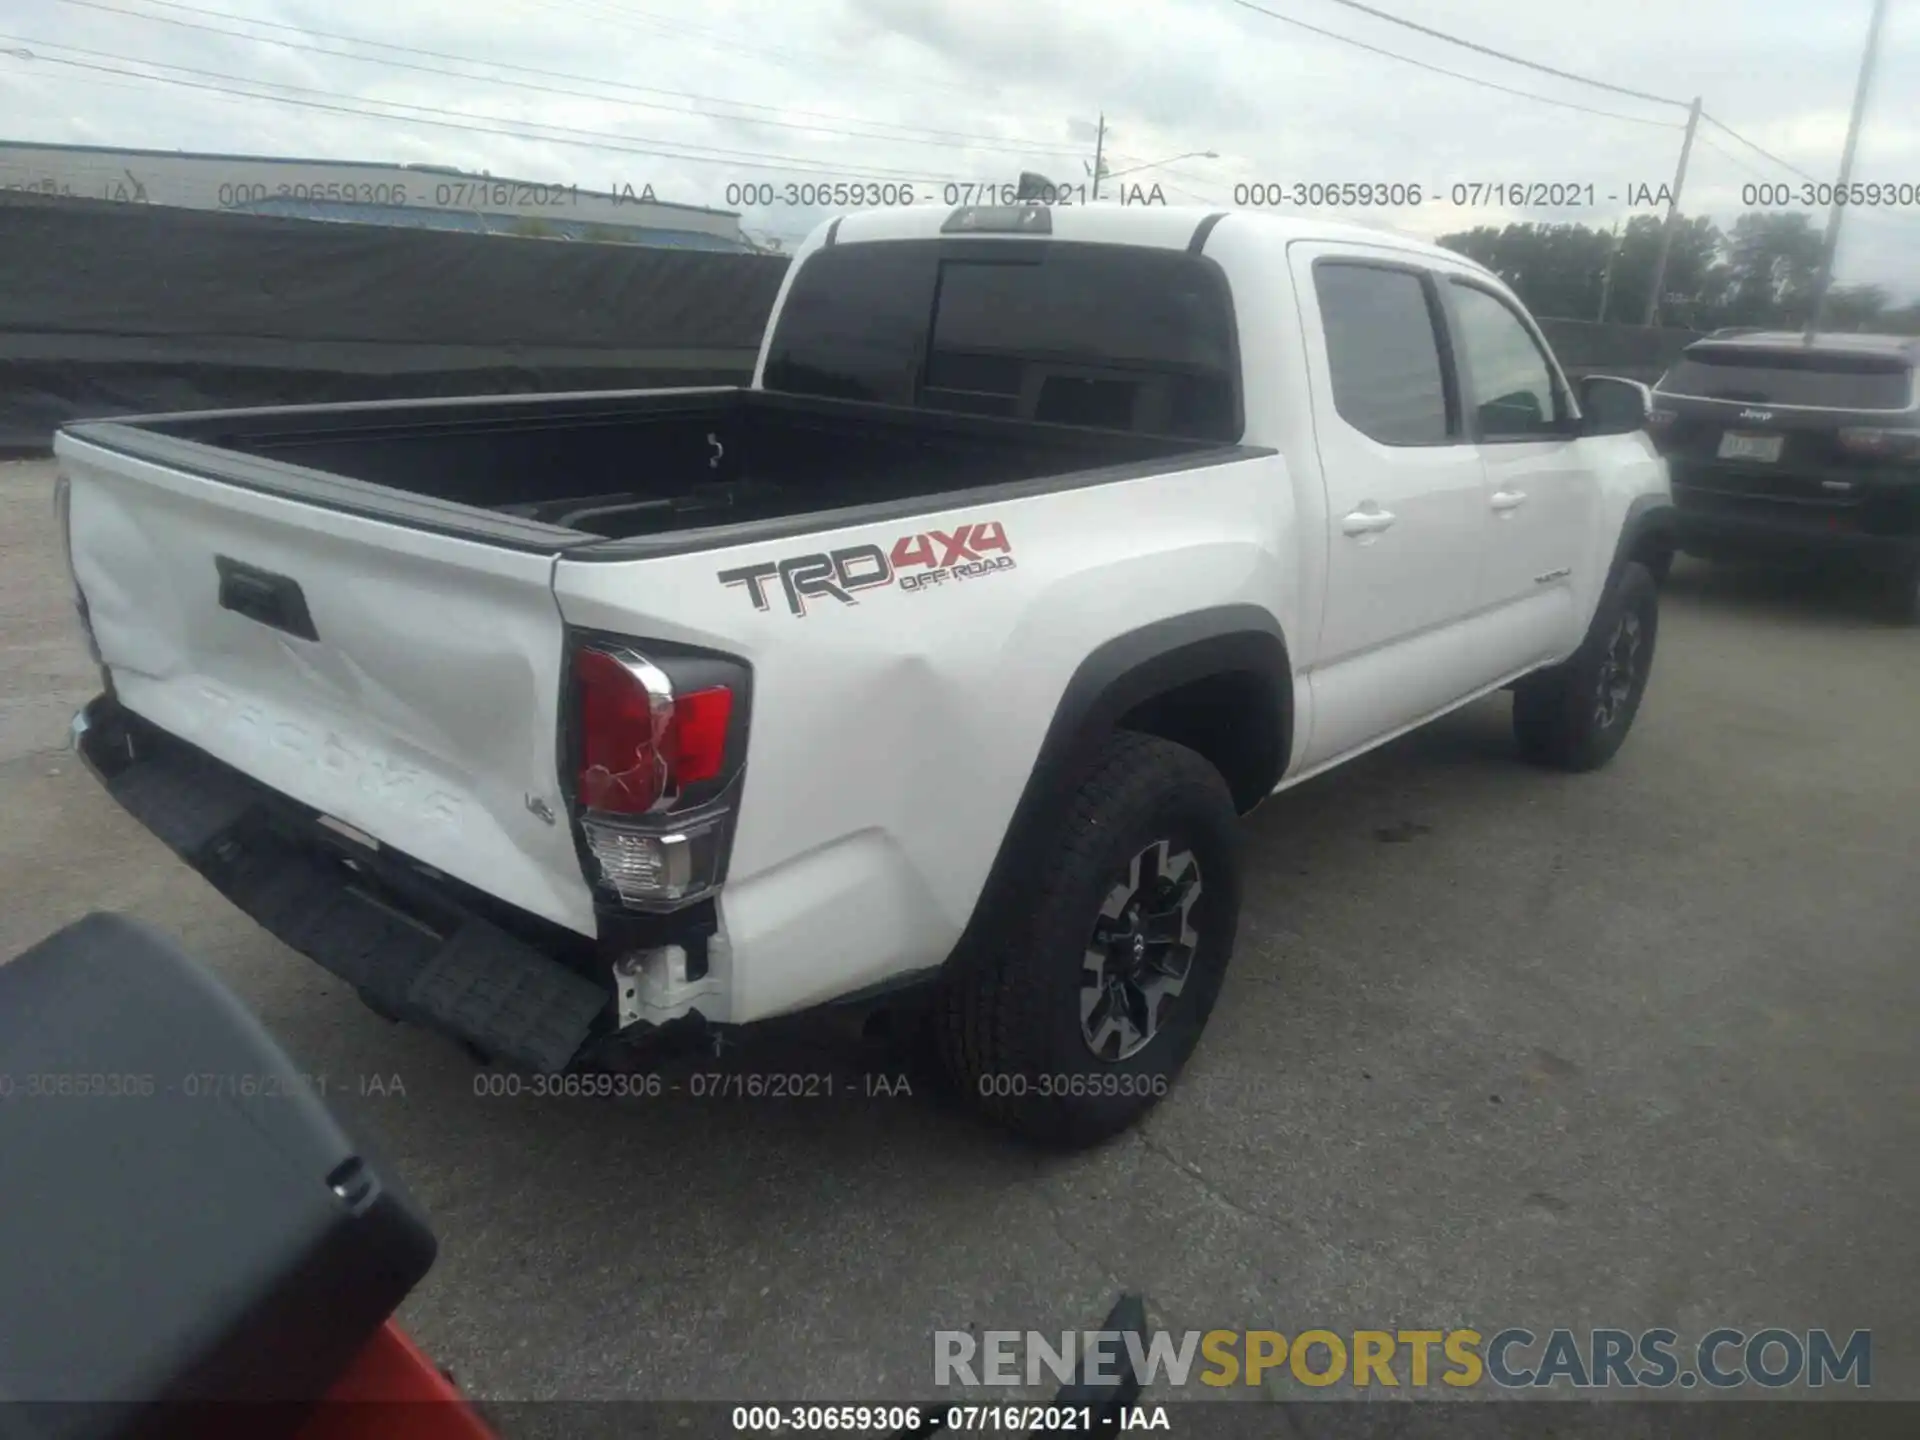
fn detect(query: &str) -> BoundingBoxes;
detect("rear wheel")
[936,732,1242,1148]
[1513,561,1660,772]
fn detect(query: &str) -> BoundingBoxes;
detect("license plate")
[1717,431,1783,463]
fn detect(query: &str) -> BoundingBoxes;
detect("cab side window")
[1313,261,1456,446]
[1446,281,1566,439]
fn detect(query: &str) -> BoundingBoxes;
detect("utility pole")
[1089,113,1107,201]
[1808,0,1892,337]
[1596,220,1621,322]
[1643,96,1702,328]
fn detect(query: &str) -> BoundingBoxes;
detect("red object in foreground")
[297,1321,498,1440]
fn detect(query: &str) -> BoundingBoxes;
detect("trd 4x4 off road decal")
[718,521,1015,617]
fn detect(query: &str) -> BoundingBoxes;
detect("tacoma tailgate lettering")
[198,682,466,828]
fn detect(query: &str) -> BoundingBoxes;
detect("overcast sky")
[4,0,1919,297]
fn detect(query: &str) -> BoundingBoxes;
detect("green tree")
[1711,212,1823,328]
[1877,299,1920,336]
[1433,223,1507,271]
[1601,214,1725,328]
[1437,222,1610,319]
[1437,215,1723,325]
[1820,282,1891,332]
[1434,211,1915,333]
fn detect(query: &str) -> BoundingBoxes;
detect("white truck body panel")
[57,202,1670,1038]
[553,454,1295,1020]
[59,437,599,936]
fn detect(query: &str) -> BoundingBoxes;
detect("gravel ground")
[3,455,1915,1412]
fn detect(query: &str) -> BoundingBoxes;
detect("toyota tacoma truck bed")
[58,201,1674,1146]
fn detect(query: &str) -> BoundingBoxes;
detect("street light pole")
[1807,0,1892,337]
[1090,113,1107,201]
[1642,95,1702,328]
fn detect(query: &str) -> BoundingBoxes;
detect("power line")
[1218,0,1685,128]
[1104,151,1227,192]
[0,54,164,101]
[64,0,1083,158]
[56,0,1082,160]
[1219,3,1920,271]
[1,36,998,186]
[1695,114,1920,241]
[1307,0,1685,107]
[1698,112,1822,185]
[1662,133,1920,239]
[1694,133,1788,186]
[1229,0,1887,240]
[508,0,1021,108]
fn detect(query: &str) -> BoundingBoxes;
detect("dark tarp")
[0,192,790,451]
[0,191,1698,452]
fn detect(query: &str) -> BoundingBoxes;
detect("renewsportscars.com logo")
[717,519,1015,618]
[934,1327,1873,1392]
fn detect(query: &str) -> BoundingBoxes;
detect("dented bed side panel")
[552,451,1297,1024]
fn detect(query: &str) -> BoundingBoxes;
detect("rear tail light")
[571,643,746,912]
[574,648,731,815]
[580,813,733,908]
[1837,426,1920,461]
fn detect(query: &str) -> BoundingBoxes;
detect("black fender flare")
[952,604,1292,956]
[1607,493,1678,591]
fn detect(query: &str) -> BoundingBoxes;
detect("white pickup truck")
[58,203,1674,1146]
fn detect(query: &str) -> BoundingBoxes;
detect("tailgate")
[58,433,599,936]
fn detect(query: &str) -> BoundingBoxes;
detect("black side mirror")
[1578,374,1653,436]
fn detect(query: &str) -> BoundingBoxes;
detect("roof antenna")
[1015,171,1056,204]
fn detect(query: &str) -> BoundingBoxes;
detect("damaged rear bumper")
[72,695,614,1072]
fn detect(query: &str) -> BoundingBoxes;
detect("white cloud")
[2,0,1916,293]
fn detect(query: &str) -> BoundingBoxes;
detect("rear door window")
[1312,261,1454,446]
[1658,346,1914,409]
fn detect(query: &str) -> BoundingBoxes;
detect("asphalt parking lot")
[3,453,1917,1406]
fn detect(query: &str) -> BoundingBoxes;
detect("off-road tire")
[935,731,1242,1148]
[1513,561,1660,772]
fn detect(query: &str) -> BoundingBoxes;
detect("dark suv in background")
[1648,330,1920,622]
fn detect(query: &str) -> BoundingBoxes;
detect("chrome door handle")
[1340,505,1397,536]
[1490,490,1529,512]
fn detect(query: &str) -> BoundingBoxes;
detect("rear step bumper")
[72,696,610,1072]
